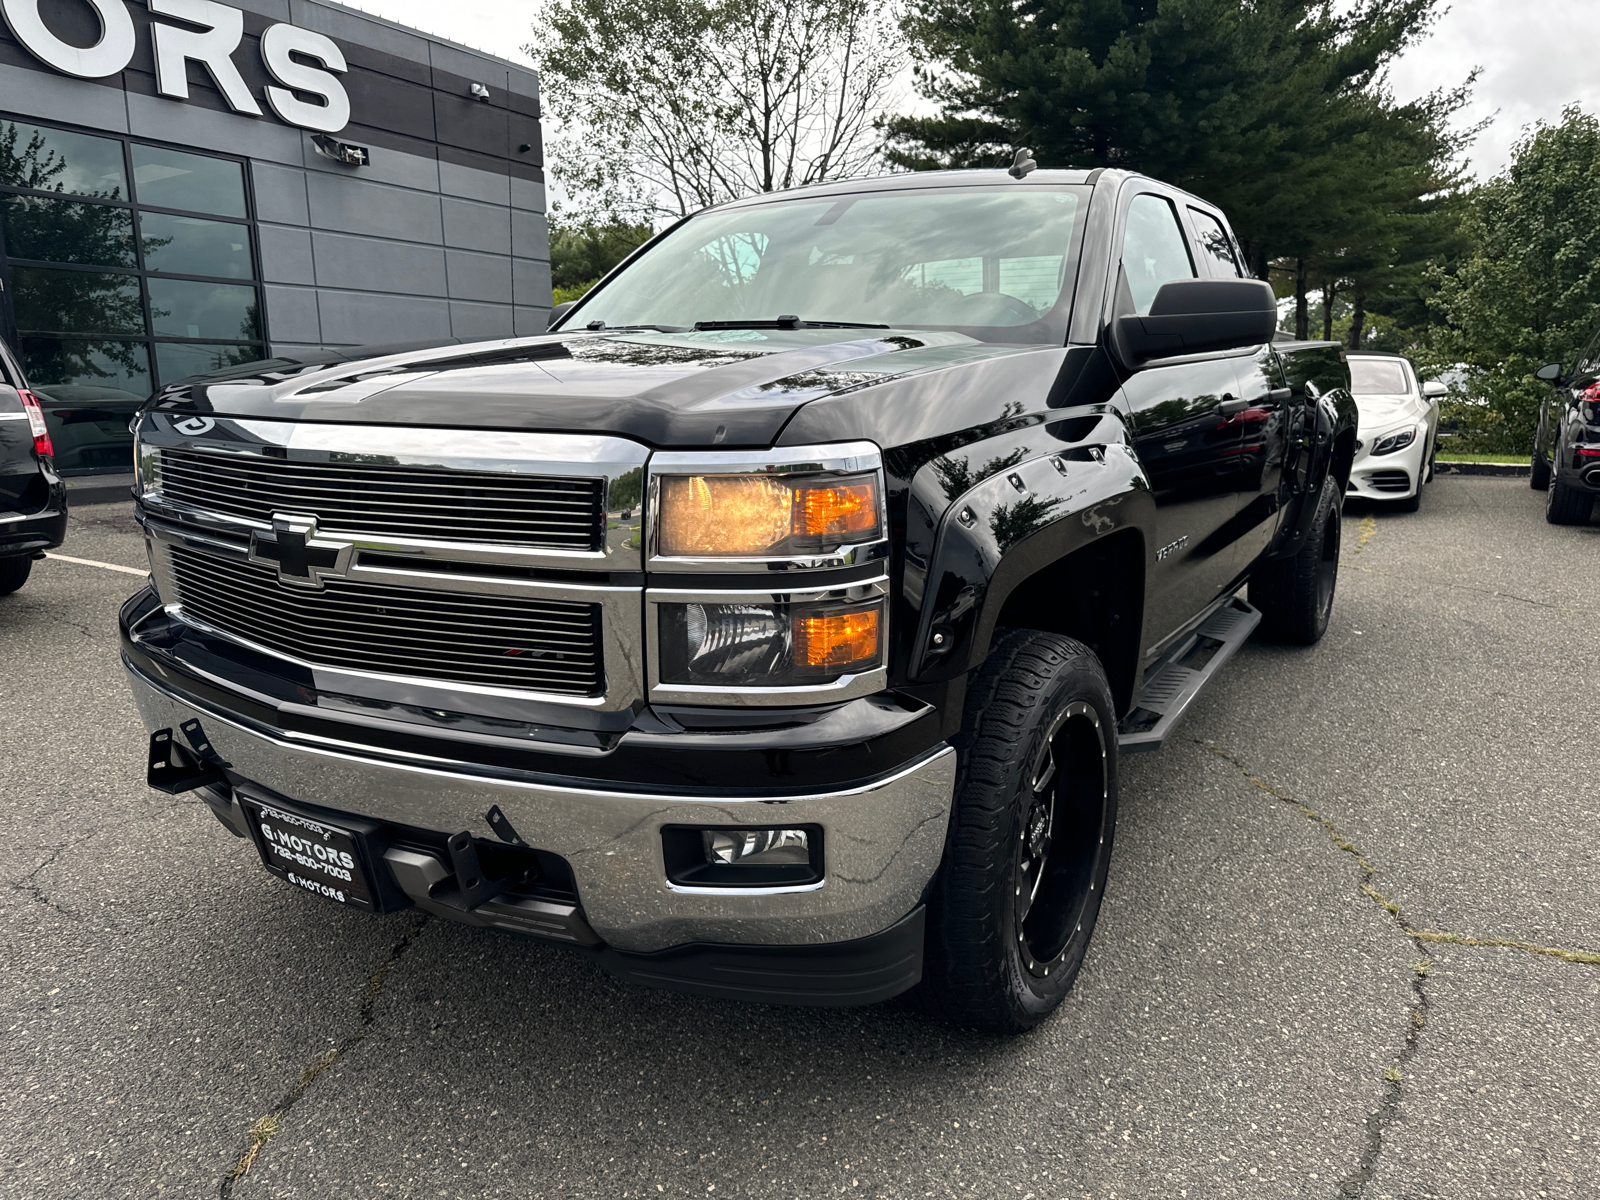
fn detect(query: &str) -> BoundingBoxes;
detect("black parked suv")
[0,336,66,593]
[1532,332,1600,524]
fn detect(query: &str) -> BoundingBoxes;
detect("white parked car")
[1345,352,1444,512]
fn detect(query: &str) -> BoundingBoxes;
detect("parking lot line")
[43,552,147,577]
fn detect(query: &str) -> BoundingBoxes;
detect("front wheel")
[1531,451,1551,491]
[1249,483,1341,644]
[919,630,1118,1034]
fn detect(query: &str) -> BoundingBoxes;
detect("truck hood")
[148,328,1015,448]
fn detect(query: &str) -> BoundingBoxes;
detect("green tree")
[886,0,1452,280]
[1430,107,1600,453]
[528,0,903,224]
[549,221,655,303]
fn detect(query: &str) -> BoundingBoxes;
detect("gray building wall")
[0,0,550,358]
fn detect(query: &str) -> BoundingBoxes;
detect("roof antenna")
[1008,147,1038,179]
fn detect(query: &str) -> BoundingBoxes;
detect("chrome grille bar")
[159,448,605,549]
[169,546,605,695]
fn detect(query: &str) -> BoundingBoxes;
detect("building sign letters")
[1,0,351,133]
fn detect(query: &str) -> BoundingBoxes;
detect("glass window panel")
[0,120,127,198]
[1,194,135,267]
[130,144,245,217]
[1188,209,1242,278]
[998,256,1066,312]
[11,265,144,334]
[1347,358,1411,395]
[19,337,150,472]
[576,188,1084,337]
[155,341,265,384]
[1121,194,1195,315]
[139,212,253,278]
[147,277,260,340]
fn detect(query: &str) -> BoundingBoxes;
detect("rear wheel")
[0,555,32,595]
[1530,451,1551,490]
[1250,483,1341,644]
[919,630,1117,1034]
[1546,475,1595,525]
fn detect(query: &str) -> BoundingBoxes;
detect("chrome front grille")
[168,546,604,695]
[159,448,605,549]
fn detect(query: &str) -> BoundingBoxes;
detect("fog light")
[661,825,823,888]
[705,828,810,866]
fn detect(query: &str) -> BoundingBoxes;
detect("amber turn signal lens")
[793,606,881,671]
[793,482,878,539]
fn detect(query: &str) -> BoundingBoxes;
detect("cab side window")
[1188,209,1243,278]
[1121,194,1196,315]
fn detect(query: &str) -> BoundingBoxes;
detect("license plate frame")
[239,793,378,911]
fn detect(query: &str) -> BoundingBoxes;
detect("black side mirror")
[548,300,577,330]
[1535,362,1563,383]
[1114,278,1279,367]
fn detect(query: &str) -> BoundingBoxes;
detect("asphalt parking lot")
[3,475,1597,1200]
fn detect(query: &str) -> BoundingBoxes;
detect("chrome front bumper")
[125,661,956,953]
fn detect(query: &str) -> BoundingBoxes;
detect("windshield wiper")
[581,321,690,333]
[691,316,890,332]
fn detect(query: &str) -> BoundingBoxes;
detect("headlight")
[658,597,883,686]
[657,472,880,557]
[1371,427,1417,456]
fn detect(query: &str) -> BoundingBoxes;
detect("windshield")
[1348,358,1412,396]
[565,186,1089,344]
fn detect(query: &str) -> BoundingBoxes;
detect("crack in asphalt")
[218,915,429,1197]
[8,840,92,920]
[1194,740,1599,1198]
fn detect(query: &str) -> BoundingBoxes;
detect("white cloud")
[356,0,1600,182]
[1386,0,1600,178]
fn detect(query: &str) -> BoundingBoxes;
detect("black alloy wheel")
[919,630,1118,1034]
[1012,699,1110,979]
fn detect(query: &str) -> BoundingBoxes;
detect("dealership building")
[0,0,548,476]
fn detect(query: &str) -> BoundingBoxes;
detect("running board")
[1117,596,1262,753]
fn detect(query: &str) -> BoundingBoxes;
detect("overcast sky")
[360,0,1600,182]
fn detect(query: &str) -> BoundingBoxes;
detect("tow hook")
[147,721,229,794]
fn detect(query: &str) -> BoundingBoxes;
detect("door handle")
[1266,387,1292,408]
[1217,394,1250,417]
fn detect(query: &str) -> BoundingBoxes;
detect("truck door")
[1114,191,1246,650]
[1185,205,1288,571]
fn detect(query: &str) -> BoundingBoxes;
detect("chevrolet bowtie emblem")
[248,514,354,589]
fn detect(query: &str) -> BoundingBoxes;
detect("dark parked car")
[1533,335,1600,524]
[0,336,66,594]
[122,168,1356,1032]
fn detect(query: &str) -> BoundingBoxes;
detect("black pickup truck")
[121,168,1356,1033]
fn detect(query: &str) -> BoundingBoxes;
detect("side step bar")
[1117,596,1262,753]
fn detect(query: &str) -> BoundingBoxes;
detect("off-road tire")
[918,629,1118,1034]
[1546,476,1594,525]
[1249,483,1341,644]
[0,555,32,595]
[1530,451,1551,490]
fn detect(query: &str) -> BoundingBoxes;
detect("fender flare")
[909,442,1154,684]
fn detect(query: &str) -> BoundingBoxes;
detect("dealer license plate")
[242,798,374,910]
